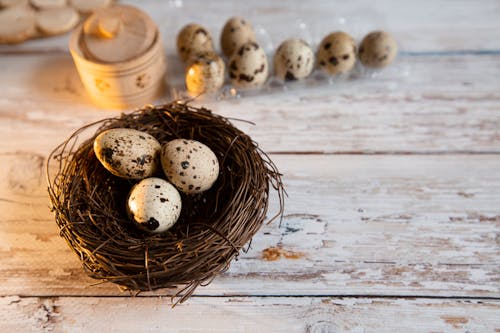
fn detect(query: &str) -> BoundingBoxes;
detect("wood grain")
[0,53,499,154]
[1,296,498,332]
[1,154,498,297]
[0,0,499,330]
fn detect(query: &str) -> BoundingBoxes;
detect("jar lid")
[81,4,156,63]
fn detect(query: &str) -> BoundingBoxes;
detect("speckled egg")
[127,177,182,233]
[161,139,219,194]
[274,38,314,81]
[220,16,256,57]
[177,23,215,63]
[228,41,268,88]
[317,31,357,75]
[93,128,161,179]
[358,30,398,68]
[185,52,226,95]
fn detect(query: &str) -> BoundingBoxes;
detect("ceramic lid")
[81,4,156,63]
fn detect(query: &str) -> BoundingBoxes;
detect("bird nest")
[46,102,284,304]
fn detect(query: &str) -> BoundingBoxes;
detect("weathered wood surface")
[1,53,499,154]
[1,296,499,333]
[0,0,499,331]
[1,154,498,297]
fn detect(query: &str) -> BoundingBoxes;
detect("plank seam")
[269,151,500,155]
[5,295,500,300]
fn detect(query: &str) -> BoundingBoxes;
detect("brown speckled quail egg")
[177,23,214,63]
[220,16,256,57]
[161,139,219,194]
[274,38,314,81]
[228,41,269,88]
[93,128,161,179]
[317,31,357,75]
[185,52,226,95]
[127,177,182,233]
[358,30,398,68]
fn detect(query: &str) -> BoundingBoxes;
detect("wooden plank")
[1,0,500,53]
[0,296,498,332]
[0,53,499,154]
[0,154,498,297]
[0,0,497,328]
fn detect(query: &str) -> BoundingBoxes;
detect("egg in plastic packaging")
[177,23,215,63]
[185,52,226,95]
[220,16,256,57]
[274,38,314,81]
[228,41,269,88]
[358,30,398,68]
[317,31,357,75]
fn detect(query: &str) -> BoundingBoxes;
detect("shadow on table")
[28,54,94,106]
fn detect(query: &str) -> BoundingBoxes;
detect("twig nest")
[47,102,284,304]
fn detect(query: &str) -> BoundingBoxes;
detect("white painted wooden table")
[1,1,499,332]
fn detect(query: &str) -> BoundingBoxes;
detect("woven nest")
[46,102,284,304]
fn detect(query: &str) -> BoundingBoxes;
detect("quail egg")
[185,52,226,95]
[93,128,160,179]
[127,177,182,233]
[177,23,214,63]
[358,30,398,68]
[161,139,219,194]
[228,41,268,88]
[317,31,357,75]
[220,16,256,57]
[274,38,314,81]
